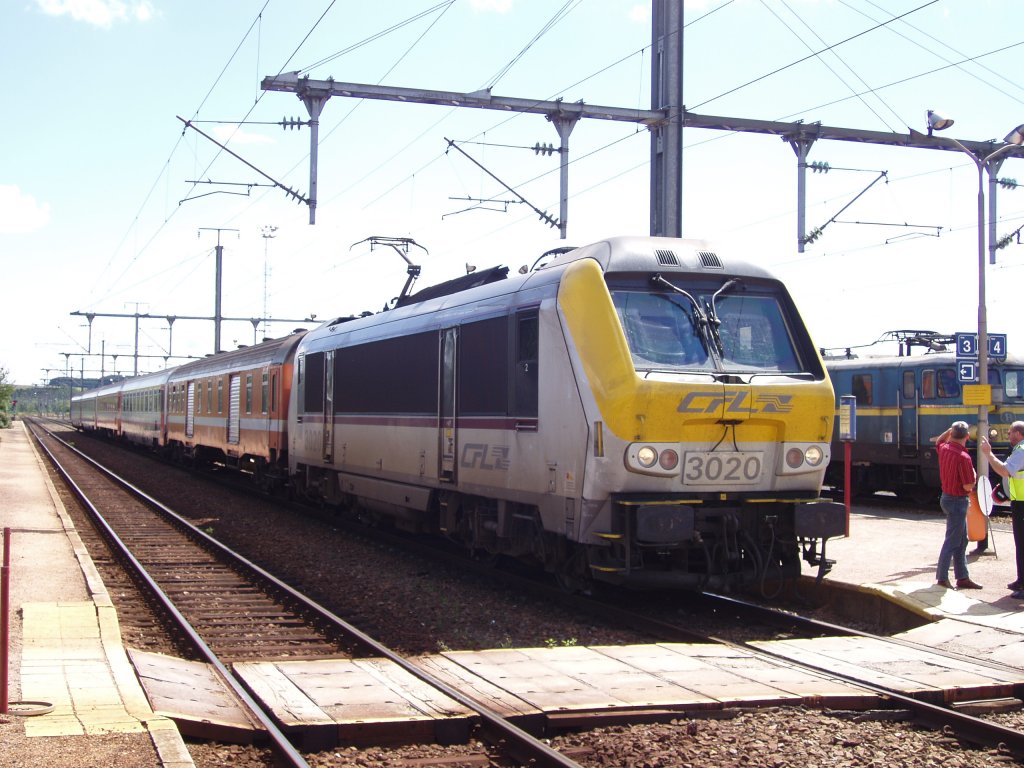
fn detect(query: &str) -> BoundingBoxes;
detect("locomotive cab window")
[514,311,539,417]
[611,281,805,375]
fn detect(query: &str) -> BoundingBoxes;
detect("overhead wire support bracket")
[802,170,888,246]
[179,179,277,206]
[177,116,310,209]
[444,138,560,231]
[442,196,526,219]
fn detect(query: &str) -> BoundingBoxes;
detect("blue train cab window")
[902,371,915,400]
[922,369,960,400]
[1006,370,1022,398]
[852,374,872,405]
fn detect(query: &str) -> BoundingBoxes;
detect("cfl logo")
[677,390,794,414]
[461,443,511,471]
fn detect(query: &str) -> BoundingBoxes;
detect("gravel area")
[184,708,1024,767]
[12,426,1024,767]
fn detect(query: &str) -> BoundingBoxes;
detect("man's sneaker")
[956,578,983,590]
[936,579,953,589]
[1008,581,1023,590]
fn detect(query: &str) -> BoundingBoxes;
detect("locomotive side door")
[898,367,918,452]
[322,350,335,463]
[439,327,458,483]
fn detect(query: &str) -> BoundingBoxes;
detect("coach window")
[261,372,269,414]
[902,371,915,400]
[217,379,223,413]
[851,374,872,406]
[245,374,253,414]
[206,381,213,413]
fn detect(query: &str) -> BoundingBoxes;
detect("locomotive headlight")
[785,447,805,469]
[626,443,681,476]
[780,443,830,475]
[637,446,658,467]
[804,445,824,467]
[659,449,679,471]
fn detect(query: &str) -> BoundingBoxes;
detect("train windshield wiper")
[706,278,741,359]
[650,274,716,359]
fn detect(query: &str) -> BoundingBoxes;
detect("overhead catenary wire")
[89,1,1024,327]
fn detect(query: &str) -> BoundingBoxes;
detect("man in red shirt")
[935,420,981,589]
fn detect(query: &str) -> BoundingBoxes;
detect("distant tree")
[0,367,14,428]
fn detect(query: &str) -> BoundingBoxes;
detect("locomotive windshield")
[612,286,802,374]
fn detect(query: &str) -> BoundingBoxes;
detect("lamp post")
[928,111,1024,476]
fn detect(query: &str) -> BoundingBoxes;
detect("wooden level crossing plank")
[234,658,475,749]
[128,649,258,744]
[751,636,1019,704]
[595,643,870,709]
[412,653,543,725]
[898,618,1024,667]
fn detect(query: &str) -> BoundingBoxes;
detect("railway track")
[26,418,588,768]
[32,418,1024,764]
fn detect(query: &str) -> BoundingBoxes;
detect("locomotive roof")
[540,235,779,282]
[302,236,781,352]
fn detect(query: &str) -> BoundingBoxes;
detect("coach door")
[439,327,458,482]
[322,350,335,463]
[185,382,196,438]
[228,375,241,444]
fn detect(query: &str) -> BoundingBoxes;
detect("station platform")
[0,422,194,767]
[824,498,1024,632]
[4,416,1024,761]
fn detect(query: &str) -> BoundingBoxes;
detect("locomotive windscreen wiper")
[706,278,742,358]
[650,273,717,358]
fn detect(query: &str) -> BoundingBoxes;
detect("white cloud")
[35,0,156,29]
[0,186,50,235]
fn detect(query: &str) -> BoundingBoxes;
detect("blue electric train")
[824,331,1024,502]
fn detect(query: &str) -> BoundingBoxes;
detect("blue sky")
[4,0,1024,384]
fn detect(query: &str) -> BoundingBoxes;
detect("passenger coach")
[165,332,304,489]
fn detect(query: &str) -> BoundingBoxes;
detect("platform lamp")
[927,110,1024,477]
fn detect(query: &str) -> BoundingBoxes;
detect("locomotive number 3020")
[683,452,763,485]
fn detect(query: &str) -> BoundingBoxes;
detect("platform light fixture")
[926,111,1024,476]
[927,109,954,135]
